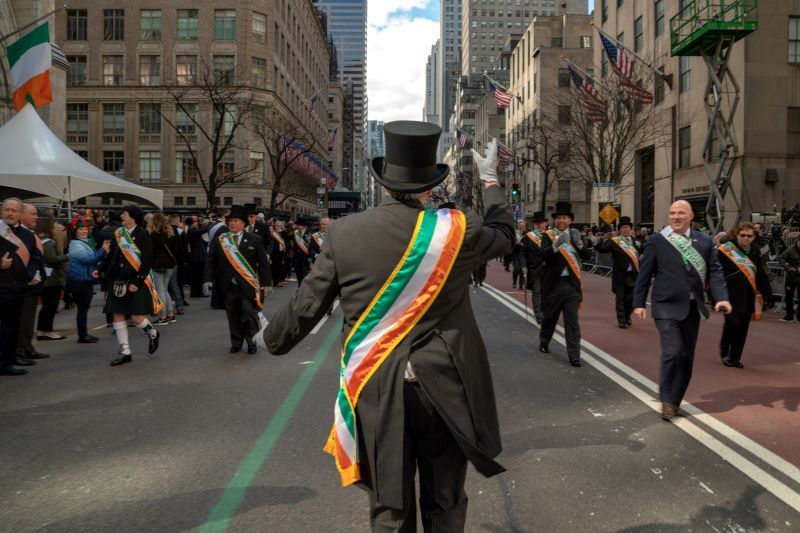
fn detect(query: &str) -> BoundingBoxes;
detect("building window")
[252,57,267,88]
[218,153,235,180]
[707,127,722,162]
[176,152,198,184]
[254,197,262,207]
[790,17,800,63]
[602,53,608,77]
[214,10,236,41]
[787,107,800,155]
[176,55,197,85]
[655,0,665,37]
[103,9,125,41]
[140,10,161,40]
[187,197,196,206]
[139,103,161,141]
[66,103,88,144]
[654,68,665,105]
[73,150,88,160]
[67,9,87,40]
[617,32,624,46]
[252,12,267,43]
[174,197,184,206]
[102,55,124,86]
[617,0,624,7]
[580,36,591,49]
[177,9,199,41]
[103,151,125,178]
[679,56,692,93]
[176,104,197,139]
[551,37,563,48]
[634,17,643,53]
[558,68,571,88]
[139,151,161,183]
[558,105,571,125]
[139,56,161,86]
[215,105,237,137]
[223,196,233,206]
[67,55,87,86]
[601,0,608,23]
[102,103,125,142]
[250,151,265,184]
[678,126,691,168]
[213,55,235,85]
[557,180,571,201]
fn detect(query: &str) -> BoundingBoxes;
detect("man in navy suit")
[633,200,731,420]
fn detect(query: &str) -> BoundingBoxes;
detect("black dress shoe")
[37,335,66,341]
[618,323,627,329]
[569,359,582,367]
[147,330,160,354]
[247,343,257,354]
[230,346,242,353]
[14,356,36,366]
[626,319,632,326]
[539,343,549,353]
[78,335,99,344]
[26,350,50,359]
[110,354,132,366]
[0,365,28,376]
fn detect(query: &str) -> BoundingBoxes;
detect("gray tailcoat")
[264,185,514,508]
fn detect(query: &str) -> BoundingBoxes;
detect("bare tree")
[517,112,565,212]
[157,60,256,209]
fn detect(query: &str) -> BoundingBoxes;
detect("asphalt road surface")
[1,280,798,532]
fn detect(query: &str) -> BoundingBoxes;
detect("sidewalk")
[485,261,800,468]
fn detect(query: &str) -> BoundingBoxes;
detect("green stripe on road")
[199,322,341,533]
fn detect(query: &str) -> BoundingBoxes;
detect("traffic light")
[318,197,325,206]
[511,183,520,203]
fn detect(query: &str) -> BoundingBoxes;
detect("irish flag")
[6,22,52,111]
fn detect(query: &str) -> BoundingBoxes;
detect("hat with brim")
[243,203,258,216]
[532,211,546,223]
[369,121,450,193]
[552,201,574,220]
[227,205,249,223]
[618,216,634,228]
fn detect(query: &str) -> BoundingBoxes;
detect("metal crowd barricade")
[766,262,786,313]
[583,250,614,277]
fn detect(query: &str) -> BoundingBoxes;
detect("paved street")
[1,275,799,532]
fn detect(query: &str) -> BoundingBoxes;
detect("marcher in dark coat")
[258,127,514,531]
[244,204,275,259]
[15,203,49,361]
[633,200,731,420]
[716,223,773,368]
[522,211,547,324]
[292,223,312,285]
[269,220,287,285]
[511,220,527,288]
[596,216,642,328]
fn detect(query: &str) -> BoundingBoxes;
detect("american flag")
[457,172,471,200]
[304,94,318,117]
[327,127,338,148]
[456,128,468,148]
[489,81,513,109]
[599,33,654,104]
[497,143,513,169]
[567,66,608,122]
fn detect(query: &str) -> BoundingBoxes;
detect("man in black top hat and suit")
[539,202,591,366]
[256,122,513,531]
[522,211,548,324]
[292,220,312,285]
[206,205,271,354]
[633,200,731,420]
[244,203,274,259]
[596,216,642,328]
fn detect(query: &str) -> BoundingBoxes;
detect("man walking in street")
[511,220,527,289]
[16,203,49,362]
[596,216,642,329]
[256,122,513,531]
[633,200,731,420]
[522,211,547,324]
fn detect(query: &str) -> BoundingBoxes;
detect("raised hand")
[472,138,499,184]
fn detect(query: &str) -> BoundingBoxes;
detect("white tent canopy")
[0,104,163,208]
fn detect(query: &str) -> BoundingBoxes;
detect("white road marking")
[479,283,800,513]
[310,300,340,335]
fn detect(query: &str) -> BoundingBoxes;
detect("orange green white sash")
[526,230,542,247]
[311,231,324,248]
[323,208,466,487]
[114,227,164,315]
[545,229,582,283]
[219,233,263,310]
[718,242,763,320]
[270,228,285,252]
[0,220,30,266]
[294,230,309,255]
[612,236,639,271]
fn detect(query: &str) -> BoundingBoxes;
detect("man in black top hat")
[596,216,642,328]
[522,211,548,324]
[206,205,271,354]
[244,203,273,259]
[539,201,591,366]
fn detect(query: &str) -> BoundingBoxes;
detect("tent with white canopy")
[0,104,163,208]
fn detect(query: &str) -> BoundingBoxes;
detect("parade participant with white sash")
[715,222,772,368]
[539,201,592,366]
[206,205,271,354]
[103,205,162,367]
[269,221,287,286]
[597,216,643,329]
[522,211,547,324]
[255,122,514,531]
[633,200,731,420]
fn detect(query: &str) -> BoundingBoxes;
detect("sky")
[366,1,594,124]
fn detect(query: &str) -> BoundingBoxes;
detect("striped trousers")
[368,381,468,532]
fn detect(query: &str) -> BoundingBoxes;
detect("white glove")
[569,229,584,249]
[253,312,270,351]
[472,138,499,184]
[202,281,212,296]
[555,232,571,248]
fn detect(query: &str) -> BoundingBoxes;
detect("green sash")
[662,228,706,280]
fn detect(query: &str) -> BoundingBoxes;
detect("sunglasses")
[738,234,755,238]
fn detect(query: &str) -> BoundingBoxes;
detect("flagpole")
[481,73,523,103]
[593,24,671,87]
[0,4,67,44]
[560,56,611,92]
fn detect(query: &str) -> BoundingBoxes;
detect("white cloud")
[367,15,439,123]
[368,0,430,28]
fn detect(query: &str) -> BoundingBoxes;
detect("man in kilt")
[104,205,161,366]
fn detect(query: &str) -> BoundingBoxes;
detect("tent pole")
[67,176,71,216]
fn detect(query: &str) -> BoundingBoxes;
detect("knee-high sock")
[113,321,130,351]
[136,318,157,338]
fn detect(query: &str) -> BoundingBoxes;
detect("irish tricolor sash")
[612,236,639,271]
[219,233,263,310]
[294,230,309,255]
[114,227,163,314]
[0,220,30,266]
[545,229,582,282]
[323,208,466,486]
[271,229,285,252]
[311,231,324,248]
[526,230,542,248]
[718,242,763,320]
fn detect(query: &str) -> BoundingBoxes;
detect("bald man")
[16,204,49,362]
[633,201,731,420]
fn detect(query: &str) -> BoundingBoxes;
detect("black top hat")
[618,216,634,228]
[369,121,450,193]
[243,203,257,216]
[227,205,249,223]
[552,201,574,219]
[532,211,546,223]
[122,205,144,226]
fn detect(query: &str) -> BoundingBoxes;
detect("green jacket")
[42,238,69,287]
[780,244,800,280]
